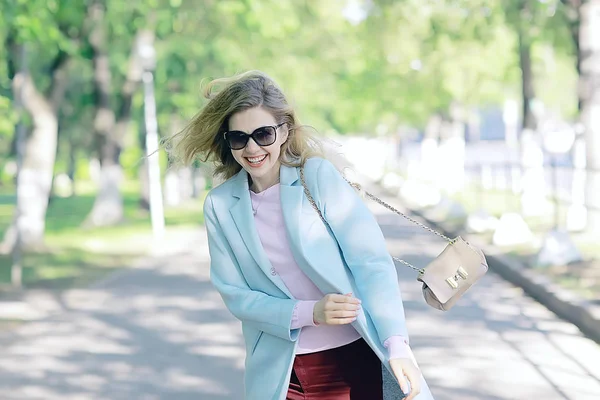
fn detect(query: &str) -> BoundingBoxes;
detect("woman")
[171,71,434,400]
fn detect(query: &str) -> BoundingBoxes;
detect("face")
[227,107,288,190]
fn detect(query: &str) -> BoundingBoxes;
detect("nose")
[245,137,261,152]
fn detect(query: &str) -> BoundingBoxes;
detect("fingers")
[327,309,359,318]
[328,316,357,325]
[404,369,421,400]
[390,359,421,400]
[317,293,362,325]
[323,308,359,325]
[396,373,410,397]
[327,293,361,305]
[324,302,360,312]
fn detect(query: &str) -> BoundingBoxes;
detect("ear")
[280,124,290,143]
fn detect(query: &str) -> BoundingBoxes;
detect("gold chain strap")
[299,167,454,274]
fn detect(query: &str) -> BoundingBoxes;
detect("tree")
[558,0,600,232]
[577,0,600,232]
[85,0,198,223]
[83,0,150,226]
[1,0,84,251]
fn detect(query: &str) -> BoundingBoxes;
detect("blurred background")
[2,2,600,399]
[0,0,598,322]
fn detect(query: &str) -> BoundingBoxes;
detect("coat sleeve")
[311,158,409,342]
[204,194,300,342]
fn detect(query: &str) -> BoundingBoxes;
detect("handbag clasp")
[446,266,469,289]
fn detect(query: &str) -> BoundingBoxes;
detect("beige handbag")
[299,166,488,311]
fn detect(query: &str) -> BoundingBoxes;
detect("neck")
[250,167,280,193]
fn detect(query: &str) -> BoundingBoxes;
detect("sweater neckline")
[249,183,281,197]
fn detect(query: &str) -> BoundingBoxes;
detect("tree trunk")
[67,141,76,192]
[445,103,467,194]
[84,24,150,226]
[518,30,536,131]
[579,0,600,232]
[1,46,70,252]
[561,0,583,110]
[420,113,442,183]
[515,11,548,218]
[138,121,150,211]
[83,0,123,227]
[133,30,155,211]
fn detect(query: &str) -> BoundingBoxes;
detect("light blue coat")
[203,157,434,400]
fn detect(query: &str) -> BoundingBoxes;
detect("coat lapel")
[228,170,293,298]
[279,165,345,295]
[279,165,304,253]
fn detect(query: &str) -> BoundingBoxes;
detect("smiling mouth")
[246,154,268,165]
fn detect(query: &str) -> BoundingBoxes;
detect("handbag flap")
[418,237,487,304]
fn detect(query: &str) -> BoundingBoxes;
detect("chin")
[247,168,269,181]
[246,160,279,181]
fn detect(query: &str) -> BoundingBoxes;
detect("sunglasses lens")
[226,131,249,150]
[253,127,276,146]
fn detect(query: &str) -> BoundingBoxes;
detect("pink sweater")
[250,184,409,359]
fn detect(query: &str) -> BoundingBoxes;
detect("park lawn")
[446,184,600,301]
[0,181,206,290]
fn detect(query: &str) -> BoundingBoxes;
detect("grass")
[442,183,600,301]
[450,185,522,218]
[0,180,206,291]
[448,183,583,232]
[385,169,599,301]
[391,168,600,300]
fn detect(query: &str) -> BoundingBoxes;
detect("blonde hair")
[167,70,324,180]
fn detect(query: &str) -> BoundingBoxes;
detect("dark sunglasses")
[223,123,285,150]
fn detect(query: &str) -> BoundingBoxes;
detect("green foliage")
[0,0,586,291]
[0,182,205,288]
[0,0,582,167]
[0,95,16,155]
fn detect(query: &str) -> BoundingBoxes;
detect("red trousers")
[286,338,383,400]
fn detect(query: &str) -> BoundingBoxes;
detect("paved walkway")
[0,191,599,399]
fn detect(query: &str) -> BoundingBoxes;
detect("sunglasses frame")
[223,122,286,150]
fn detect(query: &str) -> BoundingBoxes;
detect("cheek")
[268,143,283,159]
[231,150,244,164]
[271,134,287,156]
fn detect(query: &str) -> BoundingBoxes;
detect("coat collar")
[230,163,300,199]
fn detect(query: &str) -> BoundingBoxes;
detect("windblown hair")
[167,70,325,180]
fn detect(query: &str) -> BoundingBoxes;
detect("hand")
[313,293,361,325]
[389,357,421,400]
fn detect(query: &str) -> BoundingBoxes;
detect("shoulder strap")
[299,166,327,225]
[299,165,454,273]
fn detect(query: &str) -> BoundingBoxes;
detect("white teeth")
[247,155,267,163]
